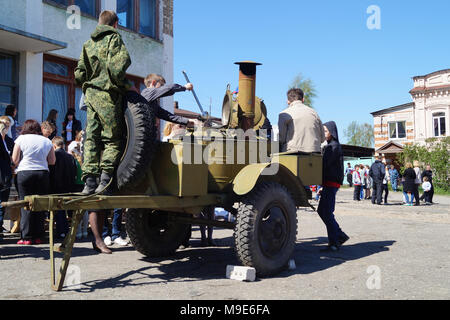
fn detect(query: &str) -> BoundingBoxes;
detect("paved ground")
[0,188,449,300]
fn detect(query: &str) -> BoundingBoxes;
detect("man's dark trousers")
[317,186,345,245]
[372,180,383,205]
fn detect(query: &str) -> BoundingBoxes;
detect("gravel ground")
[0,188,449,300]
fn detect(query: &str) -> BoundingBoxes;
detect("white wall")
[3,0,171,125]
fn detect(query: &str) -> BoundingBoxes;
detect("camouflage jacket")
[75,25,133,96]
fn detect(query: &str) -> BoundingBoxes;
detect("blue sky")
[172,0,450,143]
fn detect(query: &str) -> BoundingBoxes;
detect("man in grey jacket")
[278,88,325,153]
[369,156,386,205]
[141,74,196,127]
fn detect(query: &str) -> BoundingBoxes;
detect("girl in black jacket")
[62,109,82,148]
[402,163,416,206]
[317,121,349,252]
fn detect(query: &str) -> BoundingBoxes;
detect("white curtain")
[75,87,87,130]
[43,82,68,136]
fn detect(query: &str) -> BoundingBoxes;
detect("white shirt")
[422,181,431,192]
[15,134,53,172]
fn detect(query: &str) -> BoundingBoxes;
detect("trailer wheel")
[126,209,190,257]
[116,91,157,191]
[234,181,297,277]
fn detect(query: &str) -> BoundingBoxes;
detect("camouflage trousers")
[81,89,124,180]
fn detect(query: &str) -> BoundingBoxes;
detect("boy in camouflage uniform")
[75,10,135,195]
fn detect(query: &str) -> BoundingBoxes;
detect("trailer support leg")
[50,210,83,292]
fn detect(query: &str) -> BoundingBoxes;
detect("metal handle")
[182,70,207,117]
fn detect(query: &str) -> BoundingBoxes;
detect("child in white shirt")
[422,176,432,204]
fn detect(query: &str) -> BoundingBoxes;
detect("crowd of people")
[0,9,438,259]
[344,159,435,206]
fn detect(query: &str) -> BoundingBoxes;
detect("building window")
[389,121,406,139]
[0,52,17,115]
[117,0,158,38]
[44,0,99,17]
[139,0,156,37]
[43,56,75,136]
[43,54,146,136]
[433,112,446,137]
[74,0,97,17]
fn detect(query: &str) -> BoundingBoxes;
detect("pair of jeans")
[403,192,413,205]
[55,211,69,237]
[372,181,383,204]
[412,184,420,205]
[353,185,362,201]
[423,191,431,203]
[382,184,389,203]
[102,208,122,241]
[391,179,398,191]
[317,186,345,246]
[17,170,49,240]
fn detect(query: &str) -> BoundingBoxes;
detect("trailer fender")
[233,163,309,206]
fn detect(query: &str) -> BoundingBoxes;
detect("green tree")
[344,121,374,147]
[289,73,317,108]
[397,137,450,191]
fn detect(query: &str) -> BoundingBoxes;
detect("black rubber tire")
[234,181,297,277]
[116,91,157,191]
[126,209,190,257]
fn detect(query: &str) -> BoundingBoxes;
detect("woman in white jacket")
[352,165,362,201]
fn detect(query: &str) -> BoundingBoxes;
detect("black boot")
[81,176,98,195]
[95,172,113,195]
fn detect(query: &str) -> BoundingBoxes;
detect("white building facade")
[0,0,174,135]
[372,69,449,160]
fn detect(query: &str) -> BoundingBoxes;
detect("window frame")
[432,112,447,137]
[42,55,153,135]
[0,51,19,111]
[117,0,160,41]
[43,0,101,19]
[388,121,407,140]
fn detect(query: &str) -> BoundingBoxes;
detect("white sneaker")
[104,236,112,246]
[113,237,129,246]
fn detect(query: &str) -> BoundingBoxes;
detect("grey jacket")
[141,84,190,126]
[278,100,325,153]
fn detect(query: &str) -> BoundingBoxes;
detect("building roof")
[409,84,450,93]
[375,141,404,154]
[412,69,450,79]
[370,102,414,116]
[341,144,375,158]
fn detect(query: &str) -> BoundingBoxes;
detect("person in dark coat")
[0,116,14,238]
[369,156,386,205]
[49,136,78,238]
[62,109,82,148]
[402,162,416,206]
[317,121,349,252]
